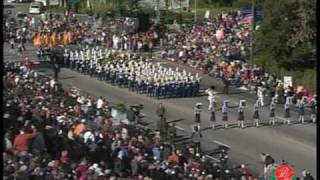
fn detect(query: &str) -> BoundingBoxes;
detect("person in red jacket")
[168,150,180,165]
[13,125,38,154]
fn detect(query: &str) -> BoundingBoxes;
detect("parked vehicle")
[7,0,17,3]
[29,2,43,14]
[16,0,32,3]
[16,12,28,20]
[34,0,48,7]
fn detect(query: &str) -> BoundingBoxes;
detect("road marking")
[205,155,220,162]
[175,125,186,131]
[212,140,231,148]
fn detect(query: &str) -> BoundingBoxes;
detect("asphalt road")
[3,0,89,23]
[3,2,317,178]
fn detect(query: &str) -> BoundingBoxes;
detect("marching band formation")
[62,46,201,99]
[196,87,317,130]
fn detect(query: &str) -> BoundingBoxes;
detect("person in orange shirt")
[63,31,68,45]
[167,150,180,165]
[67,31,73,44]
[73,119,86,137]
[57,33,62,45]
[51,33,56,47]
[44,34,49,47]
[39,33,44,47]
[33,33,39,46]
[13,125,38,154]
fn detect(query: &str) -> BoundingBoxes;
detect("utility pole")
[250,0,255,67]
[116,0,121,17]
[156,0,161,24]
[180,0,182,24]
[194,0,197,23]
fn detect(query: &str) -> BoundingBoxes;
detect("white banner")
[283,76,292,88]
[204,10,210,19]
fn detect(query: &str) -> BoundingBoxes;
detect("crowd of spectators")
[161,11,250,71]
[3,61,258,179]
[30,14,159,52]
[160,11,315,103]
[3,60,315,179]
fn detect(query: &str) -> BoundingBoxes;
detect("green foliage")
[48,6,66,13]
[231,0,252,8]
[255,0,316,90]
[231,0,264,8]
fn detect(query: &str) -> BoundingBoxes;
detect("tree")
[254,0,316,90]
[287,0,316,48]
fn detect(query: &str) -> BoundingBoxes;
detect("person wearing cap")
[70,51,75,70]
[257,86,265,107]
[154,82,161,98]
[222,101,228,128]
[193,79,200,97]
[75,50,80,71]
[63,49,70,68]
[269,100,276,125]
[298,97,306,124]
[237,104,245,129]
[146,80,154,97]
[253,103,260,127]
[310,95,317,123]
[284,102,291,125]
[185,79,192,97]
[208,95,217,129]
[89,58,96,77]
[159,80,166,98]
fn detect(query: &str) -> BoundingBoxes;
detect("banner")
[204,10,210,19]
[283,76,292,88]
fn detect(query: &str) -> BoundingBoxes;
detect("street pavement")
[3,0,89,20]
[3,2,317,178]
